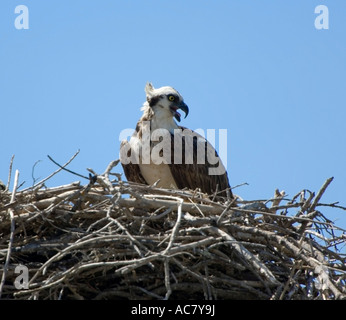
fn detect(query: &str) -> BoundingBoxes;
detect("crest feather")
[145,82,155,98]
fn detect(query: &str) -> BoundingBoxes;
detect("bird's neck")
[144,107,178,134]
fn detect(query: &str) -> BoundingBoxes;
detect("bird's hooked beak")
[171,101,189,122]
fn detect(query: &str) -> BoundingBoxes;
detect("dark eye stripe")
[148,96,160,107]
[148,94,178,107]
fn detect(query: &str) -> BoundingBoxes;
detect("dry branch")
[0,160,345,300]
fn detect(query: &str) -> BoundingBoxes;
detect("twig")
[163,258,172,300]
[309,177,334,212]
[47,151,89,180]
[6,155,15,191]
[21,150,81,192]
[31,160,42,187]
[216,202,234,226]
[0,169,19,298]
[317,203,346,211]
[160,196,183,254]
[205,226,279,286]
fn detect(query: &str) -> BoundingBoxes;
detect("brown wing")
[120,140,147,185]
[168,128,233,199]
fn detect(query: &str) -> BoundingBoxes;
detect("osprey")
[120,83,233,199]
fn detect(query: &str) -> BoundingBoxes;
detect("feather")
[120,140,147,184]
[168,127,232,198]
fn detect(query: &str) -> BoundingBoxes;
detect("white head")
[143,83,189,123]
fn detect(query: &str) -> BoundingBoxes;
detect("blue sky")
[1,1,345,231]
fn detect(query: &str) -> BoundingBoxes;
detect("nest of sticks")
[0,158,346,300]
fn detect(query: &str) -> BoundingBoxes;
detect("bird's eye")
[168,95,175,102]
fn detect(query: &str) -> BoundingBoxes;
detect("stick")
[309,177,334,212]
[47,151,88,180]
[163,258,172,300]
[21,150,81,192]
[161,196,183,254]
[6,155,15,191]
[205,226,279,286]
[0,170,19,298]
